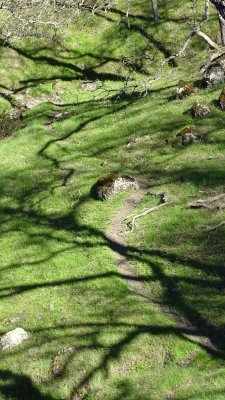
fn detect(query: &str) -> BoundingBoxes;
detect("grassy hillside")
[0,1,225,399]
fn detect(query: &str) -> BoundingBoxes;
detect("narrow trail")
[106,189,216,354]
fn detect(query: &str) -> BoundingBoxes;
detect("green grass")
[0,1,225,399]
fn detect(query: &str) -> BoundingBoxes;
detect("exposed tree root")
[189,193,225,209]
[125,191,169,232]
[204,221,225,232]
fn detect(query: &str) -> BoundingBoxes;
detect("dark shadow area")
[0,370,53,400]
[210,98,221,109]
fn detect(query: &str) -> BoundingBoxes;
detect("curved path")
[106,189,216,354]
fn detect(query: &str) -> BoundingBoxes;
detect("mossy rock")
[192,100,210,118]
[176,125,197,137]
[90,173,139,200]
[176,80,195,99]
[203,59,225,87]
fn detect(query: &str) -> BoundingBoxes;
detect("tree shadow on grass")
[0,370,53,400]
[1,81,225,400]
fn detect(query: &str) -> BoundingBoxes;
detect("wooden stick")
[127,202,168,232]
[189,193,225,208]
[205,221,225,232]
[196,30,218,49]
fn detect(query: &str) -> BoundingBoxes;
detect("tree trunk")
[218,10,225,44]
[210,0,225,20]
[205,0,210,19]
[151,0,160,22]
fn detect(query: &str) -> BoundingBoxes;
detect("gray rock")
[91,173,139,200]
[80,81,99,91]
[203,59,225,87]
[1,327,29,350]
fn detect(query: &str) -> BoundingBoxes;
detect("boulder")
[91,173,139,200]
[0,327,29,350]
[203,59,225,87]
[219,88,225,110]
[192,100,210,118]
[176,80,195,99]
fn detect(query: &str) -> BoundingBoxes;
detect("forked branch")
[125,191,169,232]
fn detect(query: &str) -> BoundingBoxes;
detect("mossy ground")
[0,1,225,399]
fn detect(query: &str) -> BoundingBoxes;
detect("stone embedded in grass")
[91,173,139,200]
[176,80,195,99]
[219,88,225,110]
[0,327,29,350]
[173,126,199,146]
[203,59,225,87]
[80,81,100,91]
[192,100,210,118]
[182,133,199,146]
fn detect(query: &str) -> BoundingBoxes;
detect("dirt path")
[106,189,216,353]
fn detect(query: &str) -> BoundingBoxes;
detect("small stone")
[126,138,138,149]
[192,100,210,118]
[1,327,29,350]
[219,88,225,110]
[80,81,99,91]
[176,80,195,99]
[5,312,23,324]
[91,173,139,200]
[182,133,198,146]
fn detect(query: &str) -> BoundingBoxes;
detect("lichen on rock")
[0,328,29,350]
[203,59,225,87]
[192,100,210,118]
[176,80,195,99]
[91,173,139,200]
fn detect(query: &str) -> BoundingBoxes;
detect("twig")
[160,17,217,69]
[204,221,225,232]
[189,193,225,209]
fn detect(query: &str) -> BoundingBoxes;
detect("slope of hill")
[0,1,225,399]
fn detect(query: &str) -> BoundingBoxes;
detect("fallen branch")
[204,221,225,232]
[161,18,218,69]
[206,156,225,160]
[127,203,168,232]
[196,30,218,49]
[189,193,225,209]
[200,48,225,74]
[126,191,169,232]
